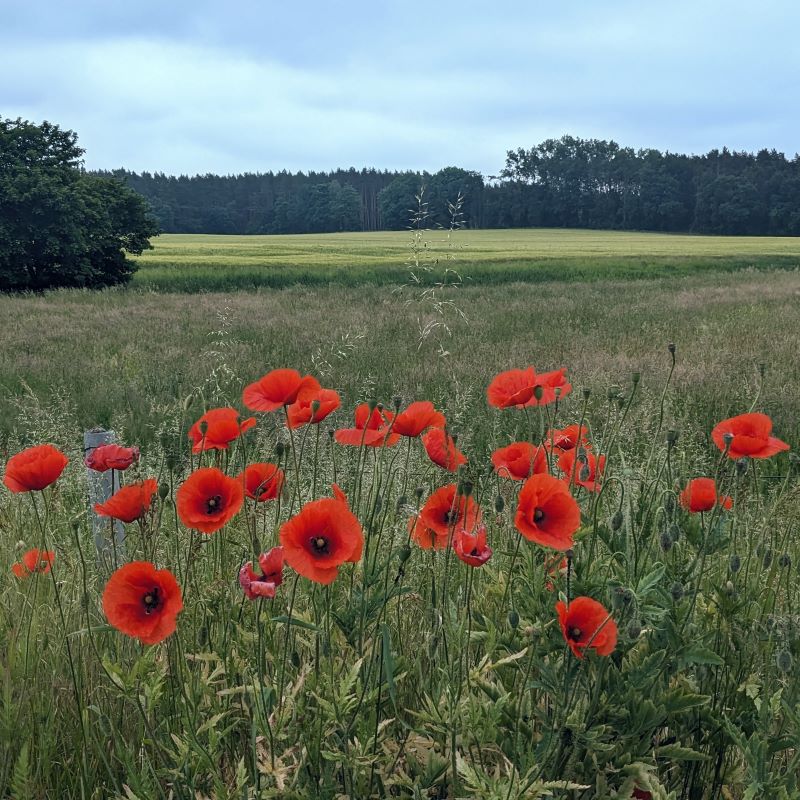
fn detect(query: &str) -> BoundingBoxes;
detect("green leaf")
[677,644,723,668]
[270,615,322,633]
[664,690,711,714]
[636,563,666,597]
[654,744,709,761]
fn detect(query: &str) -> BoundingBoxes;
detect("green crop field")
[132,228,800,290]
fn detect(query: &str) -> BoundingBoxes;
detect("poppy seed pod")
[723,432,735,447]
[632,372,641,386]
[367,398,378,412]
[758,362,766,378]
[392,395,403,411]
[777,649,792,673]
[668,342,676,356]
[533,385,544,401]
[582,387,591,400]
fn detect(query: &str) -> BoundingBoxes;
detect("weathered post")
[84,427,126,570]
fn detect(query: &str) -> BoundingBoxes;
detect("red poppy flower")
[711,412,790,460]
[422,428,467,472]
[679,477,732,513]
[242,369,317,413]
[419,484,482,539]
[85,444,140,472]
[492,442,548,481]
[102,561,183,645]
[11,548,55,579]
[545,424,588,452]
[393,401,446,437]
[176,467,244,534]
[239,463,284,502]
[279,497,364,584]
[453,525,492,567]
[557,448,605,493]
[515,473,581,551]
[334,403,400,447]
[524,368,572,407]
[487,367,536,409]
[95,479,159,523]
[3,444,68,493]
[556,597,617,659]
[239,547,284,599]
[188,407,257,454]
[286,382,341,429]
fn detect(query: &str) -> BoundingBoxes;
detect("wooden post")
[84,428,125,569]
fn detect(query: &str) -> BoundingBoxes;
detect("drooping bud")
[579,463,591,482]
[776,649,793,673]
[275,442,286,458]
[763,549,773,569]
[395,494,408,513]
[507,609,520,629]
[158,482,170,500]
[611,510,624,531]
[779,553,792,569]
[666,429,680,448]
[494,495,505,514]
[398,545,412,564]
[736,457,748,476]
[670,582,684,602]
[659,531,673,552]
[669,523,681,543]
[627,621,642,640]
[729,554,741,573]
[392,395,403,412]
[459,480,474,497]
[414,486,425,500]
[367,398,378,412]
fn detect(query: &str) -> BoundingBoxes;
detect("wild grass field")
[1,229,799,798]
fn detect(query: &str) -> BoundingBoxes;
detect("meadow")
[1,229,799,798]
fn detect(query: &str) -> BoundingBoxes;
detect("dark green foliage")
[108,135,800,236]
[0,117,158,291]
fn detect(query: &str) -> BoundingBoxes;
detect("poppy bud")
[533,385,544,401]
[291,650,301,668]
[668,342,676,356]
[579,463,591,482]
[758,362,766,379]
[666,429,679,448]
[414,486,425,499]
[725,580,734,595]
[659,531,673,552]
[664,494,676,514]
[611,510,623,531]
[198,420,208,435]
[327,428,335,440]
[507,609,520,629]
[627,621,642,640]
[776,649,792,673]
[670,523,681,543]
[763,549,773,569]
[756,543,765,558]
[71,518,80,534]
[736,457,748,476]
[765,614,775,630]
[367,398,378,412]
[632,372,641,387]
[729,554,741,573]
[582,387,591,400]
[275,442,286,458]
[779,553,791,569]
[607,387,618,402]
[494,494,505,513]
[398,545,412,564]
[395,494,408,513]
[158,482,170,500]
[459,480,473,497]
[670,582,684,602]
[392,395,403,411]
[197,625,208,647]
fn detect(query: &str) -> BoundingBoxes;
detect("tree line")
[99,135,800,236]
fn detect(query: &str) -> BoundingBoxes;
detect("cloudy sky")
[1,0,798,176]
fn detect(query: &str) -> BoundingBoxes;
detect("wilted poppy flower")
[515,473,581,551]
[286,381,341,429]
[102,561,183,645]
[239,547,284,599]
[3,445,68,493]
[453,525,492,567]
[711,412,790,460]
[393,401,446,437]
[243,369,316,413]
[419,484,482,539]
[544,554,568,592]
[280,497,364,584]
[188,407,256,454]
[679,477,732,513]
[558,448,605,493]
[85,444,140,472]
[487,367,536,409]
[632,789,653,800]
[239,462,284,502]
[11,548,55,579]
[556,597,617,659]
[95,479,159,523]
[524,368,572,407]
[545,424,588,452]
[422,428,467,472]
[335,403,400,447]
[176,467,244,534]
[492,442,548,481]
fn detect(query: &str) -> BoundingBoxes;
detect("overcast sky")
[2,0,798,176]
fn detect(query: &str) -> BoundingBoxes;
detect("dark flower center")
[206,494,222,514]
[533,507,545,523]
[568,626,582,641]
[310,536,330,555]
[443,510,459,524]
[142,587,161,614]
[470,547,480,556]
